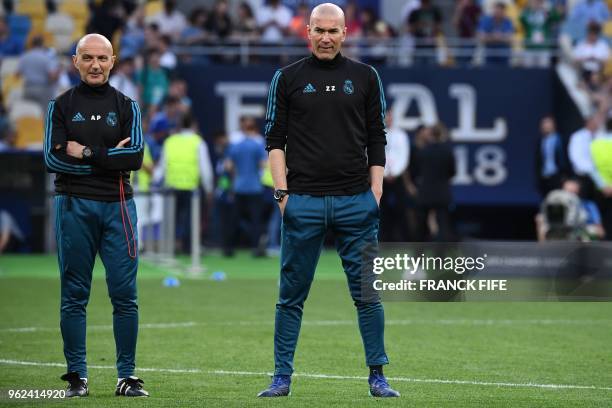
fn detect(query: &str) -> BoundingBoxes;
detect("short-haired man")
[44,33,149,397]
[258,3,399,398]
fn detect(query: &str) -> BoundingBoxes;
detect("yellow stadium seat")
[14,116,44,149]
[15,0,46,18]
[2,74,23,102]
[60,0,88,20]
[145,0,163,17]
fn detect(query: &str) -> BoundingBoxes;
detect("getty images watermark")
[360,242,612,301]
[372,253,508,292]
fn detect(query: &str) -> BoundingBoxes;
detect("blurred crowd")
[0,0,610,250]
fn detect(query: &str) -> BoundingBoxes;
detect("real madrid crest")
[343,79,354,95]
[106,111,118,127]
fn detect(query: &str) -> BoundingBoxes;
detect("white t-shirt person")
[257,3,292,43]
[573,38,610,73]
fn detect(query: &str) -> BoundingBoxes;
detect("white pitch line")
[2,319,611,333]
[0,359,611,392]
[0,322,198,333]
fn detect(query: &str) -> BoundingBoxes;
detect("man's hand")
[602,186,612,197]
[116,137,130,148]
[66,141,85,159]
[66,138,130,159]
[371,187,382,207]
[278,195,289,216]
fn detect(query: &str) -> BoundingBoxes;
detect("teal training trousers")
[274,190,389,375]
[55,195,139,378]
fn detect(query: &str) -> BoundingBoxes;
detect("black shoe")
[60,372,88,398]
[115,376,149,397]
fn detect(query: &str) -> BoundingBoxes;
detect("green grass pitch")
[0,252,611,407]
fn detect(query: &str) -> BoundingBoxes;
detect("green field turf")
[0,253,611,407]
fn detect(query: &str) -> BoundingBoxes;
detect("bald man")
[259,4,399,398]
[44,33,149,397]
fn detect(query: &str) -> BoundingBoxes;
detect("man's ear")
[72,55,78,69]
[306,24,311,40]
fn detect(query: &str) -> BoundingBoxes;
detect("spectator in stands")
[159,35,177,71]
[359,7,378,38]
[0,17,22,56]
[121,6,146,57]
[257,0,292,43]
[535,115,568,196]
[109,56,139,102]
[137,47,169,114]
[150,95,183,136]
[412,124,456,241]
[0,209,25,254]
[568,113,605,198]
[44,0,75,53]
[87,0,126,43]
[168,79,192,109]
[289,3,309,41]
[408,0,443,65]
[149,0,187,41]
[569,0,610,26]
[453,0,481,65]
[18,35,60,111]
[224,116,267,257]
[345,2,363,37]
[520,0,563,67]
[573,22,610,90]
[205,0,233,41]
[478,2,515,66]
[232,2,259,41]
[181,8,209,45]
[144,22,162,50]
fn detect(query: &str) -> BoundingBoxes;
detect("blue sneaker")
[257,375,291,397]
[368,372,400,398]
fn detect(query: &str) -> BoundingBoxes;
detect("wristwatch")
[273,189,289,202]
[82,146,93,159]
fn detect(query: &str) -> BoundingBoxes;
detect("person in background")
[573,22,610,90]
[205,0,233,41]
[0,209,25,253]
[590,133,612,239]
[158,35,178,71]
[520,0,563,68]
[18,35,60,111]
[407,0,443,65]
[478,2,515,66]
[109,56,139,102]
[137,48,169,114]
[535,115,567,196]
[224,117,267,257]
[0,17,23,56]
[568,113,604,199]
[380,109,411,242]
[453,0,482,66]
[149,0,187,41]
[233,2,259,41]
[413,124,456,241]
[153,112,214,253]
[257,0,292,43]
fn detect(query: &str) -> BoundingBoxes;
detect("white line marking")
[0,319,612,333]
[0,322,198,333]
[2,319,610,332]
[0,359,610,392]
